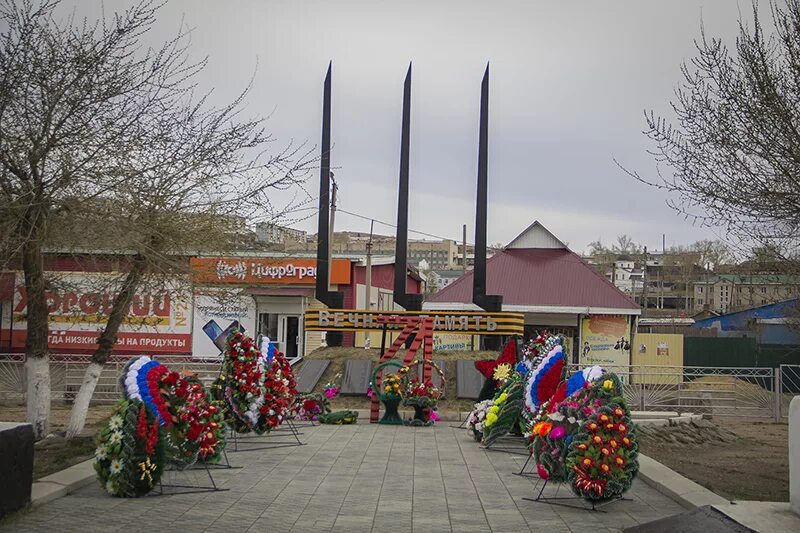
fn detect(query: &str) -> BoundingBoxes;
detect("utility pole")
[327,173,337,292]
[660,234,665,310]
[642,246,648,314]
[365,220,374,311]
[462,224,467,273]
[364,220,373,349]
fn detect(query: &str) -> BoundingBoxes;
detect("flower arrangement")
[525,370,639,501]
[120,357,227,468]
[94,399,165,497]
[467,399,496,441]
[403,378,441,406]
[214,331,297,434]
[323,373,341,400]
[565,397,638,502]
[381,373,404,397]
[292,392,330,421]
[481,376,526,446]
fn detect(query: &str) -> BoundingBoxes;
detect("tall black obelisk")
[394,63,423,312]
[315,62,344,346]
[473,64,503,349]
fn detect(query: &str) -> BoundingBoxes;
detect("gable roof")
[425,247,640,314]
[505,221,567,250]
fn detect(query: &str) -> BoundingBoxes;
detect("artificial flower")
[609,439,618,449]
[549,425,566,440]
[109,431,122,445]
[108,415,123,431]
[622,437,632,447]
[537,464,550,480]
[485,412,498,427]
[602,379,614,390]
[493,364,511,382]
[600,446,611,457]
[599,462,611,474]
[95,446,108,461]
[581,456,594,468]
[592,435,603,445]
[109,459,123,475]
[586,421,599,432]
[614,456,626,467]
[497,392,509,404]
[613,407,625,418]
[576,443,588,451]
[599,414,610,423]
[616,423,628,434]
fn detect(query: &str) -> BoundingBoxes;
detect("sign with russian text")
[579,314,631,368]
[9,272,191,354]
[304,309,524,336]
[190,257,351,285]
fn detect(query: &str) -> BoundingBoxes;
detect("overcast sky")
[68,1,770,254]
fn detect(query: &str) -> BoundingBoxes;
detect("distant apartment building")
[255,223,308,245]
[693,274,800,313]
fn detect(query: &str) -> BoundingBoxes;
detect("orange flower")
[538,422,553,437]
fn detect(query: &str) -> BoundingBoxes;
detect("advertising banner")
[579,314,631,369]
[191,292,256,359]
[190,257,351,285]
[10,272,191,354]
[433,333,474,351]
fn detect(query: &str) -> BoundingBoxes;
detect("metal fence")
[778,364,800,418]
[0,354,223,404]
[567,364,778,419]
[0,356,792,421]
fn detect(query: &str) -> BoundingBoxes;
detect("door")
[279,315,300,360]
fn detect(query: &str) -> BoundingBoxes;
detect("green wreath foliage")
[318,410,359,424]
[94,399,166,497]
[481,377,524,446]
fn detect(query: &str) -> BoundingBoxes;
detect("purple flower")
[549,425,566,440]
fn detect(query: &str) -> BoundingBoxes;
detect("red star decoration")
[474,338,517,380]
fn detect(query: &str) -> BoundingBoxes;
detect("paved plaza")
[4,423,685,532]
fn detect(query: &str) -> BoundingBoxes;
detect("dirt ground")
[638,418,789,502]
[0,403,114,479]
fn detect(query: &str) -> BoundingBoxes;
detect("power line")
[336,208,480,247]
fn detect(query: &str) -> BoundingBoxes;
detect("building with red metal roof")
[425,221,640,366]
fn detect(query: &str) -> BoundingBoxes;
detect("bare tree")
[627,0,800,268]
[0,0,311,438]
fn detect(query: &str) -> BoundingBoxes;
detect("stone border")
[31,459,96,506]
[637,453,729,509]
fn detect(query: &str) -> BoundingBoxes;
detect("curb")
[31,459,96,507]
[637,453,730,509]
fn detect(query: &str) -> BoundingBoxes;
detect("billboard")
[190,257,351,285]
[191,292,256,359]
[9,272,191,354]
[579,314,631,369]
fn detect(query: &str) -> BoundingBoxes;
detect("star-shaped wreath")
[474,338,517,382]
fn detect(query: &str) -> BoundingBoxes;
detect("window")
[761,287,767,294]
[698,287,703,293]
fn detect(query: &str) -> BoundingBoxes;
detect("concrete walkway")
[3,424,685,532]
